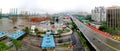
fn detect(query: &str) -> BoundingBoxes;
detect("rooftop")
[41,34,55,49]
[107,6,120,9]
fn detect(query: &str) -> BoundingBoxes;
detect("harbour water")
[0,18,13,31]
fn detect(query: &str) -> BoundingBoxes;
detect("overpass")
[71,16,120,51]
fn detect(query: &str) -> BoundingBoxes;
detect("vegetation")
[85,15,94,22]
[50,21,54,24]
[99,24,120,35]
[57,29,63,34]
[99,24,113,34]
[35,28,46,35]
[77,31,87,47]
[70,22,78,30]
[63,29,70,33]
[0,41,9,51]
[60,43,70,47]
[22,27,31,34]
[12,40,23,51]
[13,26,17,29]
[99,24,107,31]
[78,17,83,21]
[56,18,59,23]
[40,31,46,34]
[34,28,40,34]
[51,30,55,34]
[111,28,120,35]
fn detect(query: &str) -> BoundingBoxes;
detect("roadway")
[71,16,120,51]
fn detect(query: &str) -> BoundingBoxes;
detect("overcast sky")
[0,0,120,13]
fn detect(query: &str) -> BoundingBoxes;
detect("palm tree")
[0,41,9,51]
[34,28,41,39]
[12,40,23,51]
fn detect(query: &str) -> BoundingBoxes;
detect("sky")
[0,0,120,14]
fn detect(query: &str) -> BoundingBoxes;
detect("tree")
[71,23,77,30]
[35,28,39,32]
[12,40,23,51]
[39,31,46,34]
[99,24,107,31]
[99,23,120,35]
[0,41,9,51]
[56,18,59,23]
[99,24,114,34]
[13,26,17,29]
[106,27,113,33]
[22,27,30,34]
[34,28,40,35]
[50,21,54,25]
[113,28,120,35]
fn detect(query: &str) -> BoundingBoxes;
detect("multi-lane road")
[71,16,120,51]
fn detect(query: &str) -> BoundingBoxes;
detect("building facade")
[91,7,106,22]
[106,6,120,28]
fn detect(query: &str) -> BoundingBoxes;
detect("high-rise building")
[91,7,106,22]
[106,6,120,28]
[9,8,18,15]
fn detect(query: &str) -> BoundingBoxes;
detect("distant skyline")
[0,0,120,14]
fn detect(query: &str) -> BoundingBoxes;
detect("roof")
[0,32,6,38]
[107,6,120,9]
[41,34,55,49]
[8,31,25,40]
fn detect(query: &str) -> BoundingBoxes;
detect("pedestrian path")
[86,24,112,38]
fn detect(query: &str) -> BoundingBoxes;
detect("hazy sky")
[0,0,120,13]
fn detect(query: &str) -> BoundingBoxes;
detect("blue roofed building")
[41,34,55,51]
[8,31,25,40]
[0,32,7,40]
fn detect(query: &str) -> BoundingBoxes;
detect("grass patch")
[60,43,70,47]
[76,31,87,47]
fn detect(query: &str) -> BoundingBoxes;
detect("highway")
[71,16,120,51]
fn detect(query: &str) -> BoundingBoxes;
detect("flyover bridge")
[71,16,120,51]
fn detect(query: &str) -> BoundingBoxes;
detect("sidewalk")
[86,24,112,38]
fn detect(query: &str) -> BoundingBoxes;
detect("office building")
[106,6,120,28]
[91,7,106,22]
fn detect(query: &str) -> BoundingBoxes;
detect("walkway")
[86,24,111,38]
